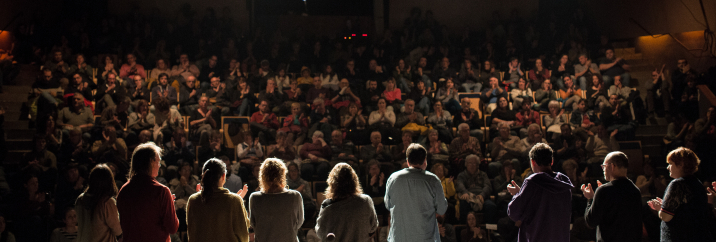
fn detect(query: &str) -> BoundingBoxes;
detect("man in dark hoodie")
[179,75,200,115]
[507,143,573,242]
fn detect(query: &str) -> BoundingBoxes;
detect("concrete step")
[636,134,663,146]
[3,120,30,130]
[5,129,36,139]
[6,139,34,151]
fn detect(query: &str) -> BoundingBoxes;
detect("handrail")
[697,85,716,106]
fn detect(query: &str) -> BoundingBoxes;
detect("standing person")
[249,158,304,242]
[187,158,250,242]
[384,144,448,242]
[315,163,378,241]
[580,151,642,241]
[117,143,179,242]
[75,164,122,242]
[648,147,715,242]
[507,143,573,242]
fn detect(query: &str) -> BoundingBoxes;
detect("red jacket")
[282,114,309,128]
[515,110,541,127]
[250,111,280,129]
[117,174,179,242]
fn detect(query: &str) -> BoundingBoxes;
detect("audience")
[299,131,332,182]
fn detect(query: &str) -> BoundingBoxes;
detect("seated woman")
[528,58,551,90]
[427,101,454,144]
[279,102,309,146]
[510,78,533,109]
[316,163,378,241]
[424,129,450,165]
[558,75,583,111]
[394,59,413,93]
[268,131,297,163]
[186,158,250,241]
[461,212,488,242]
[286,162,315,227]
[435,78,461,116]
[382,78,403,112]
[544,100,569,142]
[491,96,518,137]
[534,79,557,111]
[368,98,399,145]
[586,74,609,110]
[170,162,200,203]
[515,97,540,138]
[407,80,432,116]
[342,103,370,145]
[431,163,457,223]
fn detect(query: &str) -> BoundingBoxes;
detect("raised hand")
[507,180,521,196]
[648,197,663,211]
[581,183,596,199]
[238,184,249,199]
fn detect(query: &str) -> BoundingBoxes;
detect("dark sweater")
[584,177,642,242]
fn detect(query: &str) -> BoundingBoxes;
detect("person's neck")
[266,186,285,193]
[533,166,553,174]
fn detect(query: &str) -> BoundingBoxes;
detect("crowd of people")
[1,4,716,242]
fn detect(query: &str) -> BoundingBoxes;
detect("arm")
[161,187,180,234]
[434,177,449,215]
[480,175,492,198]
[233,199,250,242]
[386,112,396,126]
[599,60,618,71]
[104,198,123,237]
[584,186,606,228]
[507,178,537,222]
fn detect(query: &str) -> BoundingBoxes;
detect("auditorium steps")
[1,66,36,174]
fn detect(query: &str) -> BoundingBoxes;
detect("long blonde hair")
[325,163,362,200]
[259,158,288,192]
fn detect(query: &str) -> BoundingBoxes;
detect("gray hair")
[312,131,324,138]
[548,100,561,110]
[465,155,480,166]
[458,123,470,131]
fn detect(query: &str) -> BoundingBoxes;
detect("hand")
[439,224,446,237]
[471,227,482,238]
[297,184,305,192]
[376,143,384,153]
[611,129,618,137]
[581,183,596,199]
[581,167,589,180]
[189,89,196,97]
[707,181,716,204]
[507,180,521,196]
[648,197,663,211]
[370,174,378,186]
[180,176,188,186]
[379,172,385,186]
[460,193,470,200]
[74,176,84,190]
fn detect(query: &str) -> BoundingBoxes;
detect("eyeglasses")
[600,163,611,169]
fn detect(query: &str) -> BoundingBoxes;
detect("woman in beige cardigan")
[187,158,249,242]
[75,164,122,242]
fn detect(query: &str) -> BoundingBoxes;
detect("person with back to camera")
[187,158,250,242]
[249,158,304,242]
[507,143,573,242]
[580,151,642,241]
[315,163,378,241]
[384,143,448,242]
[75,164,122,242]
[116,142,179,242]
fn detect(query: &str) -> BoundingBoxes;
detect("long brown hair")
[200,158,226,203]
[325,163,362,201]
[81,164,118,216]
[259,158,287,192]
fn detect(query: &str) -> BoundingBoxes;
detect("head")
[325,163,362,200]
[406,143,427,169]
[578,54,588,65]
[259,158,288,192]
[609,94,618,106]
[535,59,543,68]
[521,97,533,111]
[666,147,700,178]
[368,80,378,90]
[465,155,480,174]
[377,98,387,111]
[72,73,83,85]
[483,60,492,71]
[83,164,118,213]
[446,78,454,88]
[560,123,572,138]
[433,101,443,113]
[54,51,63,62]
[529,143,554,170]
[489,76,499,87]
[156,59,167,69]
[563,76,573,88]
[605,48,614,59]
[591,74,602,87]
[428,129,439,142]
[467,212,478,228]
[129,142,163,179]
[313,98,325,111]
[499,123,510,139]
[62,207,77,228]
[126,53,136,65]
[441,57,450,69]
[287,162,300,180]
[548,100,560,114]
[402,131,413,143]
[404,99,416,113]
[431,163,447,179]
[199,96,209,109]
[42,69,53,81]
[419,57,427,68]
[331,130,343,144]
[179,53,189,64]
[200,158,227,202]
[210,76,221,88]
[460,97,472,112]
[313,76,322,88]
[208,55,218,67]
[602,151,629,181]
[312,131,324,145]
[458,123,470,140]
[518,78,526,90]
[387,79,396,90]
[498,96,508,109]
[370,131,382,145]
[614,75,622,87]
[34,133,47,151]
[139,130,152,143]
[339,78,349,89]
[290,102,301,115]
[542,79,552,90]
[677,59,688,69]
[106,73,117,85]
[158,73,169,85]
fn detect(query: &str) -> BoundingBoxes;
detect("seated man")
[58,93,94,140]
[453,97,485,142]
[58,128,92,167]
[360,79,383,113]
[152,97,183,144]
[601,94,636,140]
[570,99,600,136]
[119,53,147,80]
[480,76,507,113]
[489,123,524,178]
[91,126,128,165]
[250,100,279,145]
[188,96,217,144]
[558,75,583,111]
[299,131,332,181]
[552,124,578,171]
[178,75,200,115]
[128,75,150,107]
[573,54,600,91]
[308,97,336,142]
[535,79,557,111]
[449,123,482,177]
[515,97,540,138]
[361,131,394,164]
[95,72,128,111]
[150,73,178,110]
[456,154,496,224]
[599,48,631,87]
[306,76,332,106]
[236,132,264,179]
[32,68,62,110]
[574,131,610,177]
[607,75,632,106]
[394,99,426,139]
[99,99,130,138]
[44,50,70,80]
[520,124,548,168]
[163,128,195,168]
[65,72,94,101]
[170,53,200,82]
[330,78,361,114]
[329,129,358,168]
[258,78,285,113]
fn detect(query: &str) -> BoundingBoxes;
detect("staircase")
[1,64,36,173]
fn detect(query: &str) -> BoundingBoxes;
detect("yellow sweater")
[441,177,456,199]
[187,188,250,242]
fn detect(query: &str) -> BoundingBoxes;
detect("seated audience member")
[521,124,548,163]
[127,100,154,140]
[382,78,403,110]
[119,53,146,80]
[307,76,332,106]
[510,78,533,108]
[197,55,220,85]
[551,54,576,90]
[435,78,461,115]
[528,59,551,90]
[342,103,370,145]
[407,80,432,116]
[607,75,632,106]
[460,59,482,92]
[504,57,524,88]
[152,97,183,144]
[645,65,667,115]
[236,132,264,175]
[250,100,279,145]
[170,53,200,81]
[198,130,232,164]
[45,50,70,80]
[59,128,92,167]
[493,160,523,213]
[258,78,285,113]
[369,98,399,144]
[574,131,610,174]
[249,159,304,241]
[66,72,93,101]
[170,162,200,203]
[490,123,525,178]
[75,164,122,242]
[427,101,454,144]
[552,124,578,170]
[491,96,516,134]
[223,77,256,116]
[128,75,150,106]
[316,163,378,241]
[515,97,540,138]
[100,98,130,134]
[286,162,316,226]
[68,53,94,81]
[329,129,358,167]
[58,93,94,139]
[462,211,488,242]
[296,66,314,92]
[12,174,53,241]
[392,131,414,168]
[425,129,450,165]
[309,97,336,142]
[218,156,243,193]
[178,75,199,115]
[299,131,332,181]
[671,59,698,108]
[205,76,226,101]
[664,112,693,150]
[93,125,128,166]
[394,59,413,93]
[449,123,482,177]
[361,79,383,113]
[24,133,58,174]
[586,74,609,110]
[478,60,499,87]
[100,56,119,81]
[274,66,291,92]
[573,54,600,91]
[570,99,600,135]
[38,115,61,154]
[361,131,394,165]
[544,100,568,141]
[280,102,309,146]
[454,97,485,142]
[596,124,621,152]
[433,57,458,89]
[330,78,360,114]
[635,162,667,208]
[150,73,178,109]
[535,79,557,111]
[32,68,62,110]
[395,99,426,135]
[163,129,194,168]
[599,48,631,87]
[186,158,250,242]
[456,155,496,224]
[95,72,128,111]
[268,131,297,164]
[189,96,216,144]
[431,163,457,221]
[150,58,172,81]
[559,75,583,111]
[281,79,306,115]
[481,76,507,113]
[362,160,386,199]
[601,94,636,140]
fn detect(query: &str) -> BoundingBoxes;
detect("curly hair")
[325,163,362,200]
[667,147,700,175]
[259,158,287,192]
